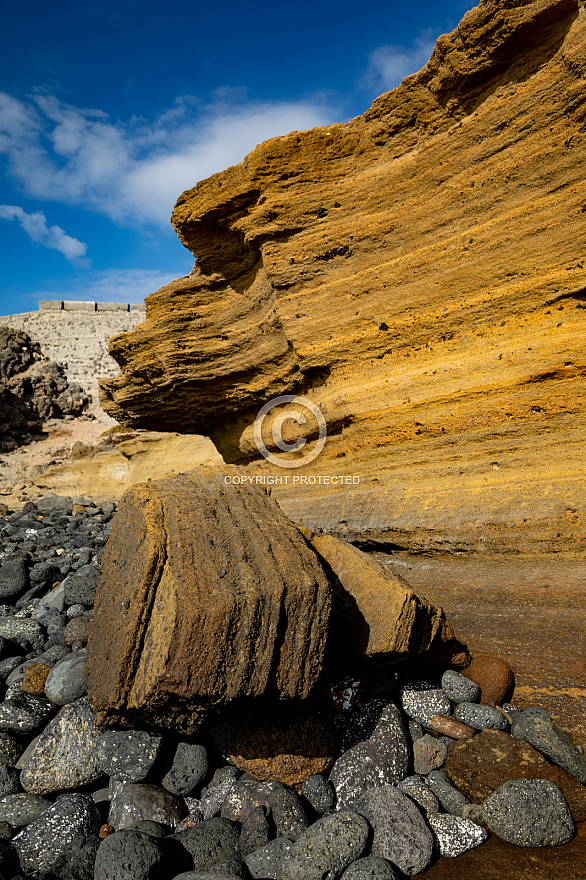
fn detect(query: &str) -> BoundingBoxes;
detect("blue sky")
[0,0,473,317]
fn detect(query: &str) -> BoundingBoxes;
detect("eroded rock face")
[85,467,331,732]
[309,532,467,664]
[99,0,586,554]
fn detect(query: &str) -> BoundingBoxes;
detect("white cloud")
[0,91,335,227]
[362,30,438,92]
[34,267,186,304]
[0,203,88,262]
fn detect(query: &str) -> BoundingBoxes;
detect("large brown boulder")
[86,467,331,732]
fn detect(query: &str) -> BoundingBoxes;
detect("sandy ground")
[0,412,116,502]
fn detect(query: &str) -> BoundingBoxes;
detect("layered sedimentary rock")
[100,0,586,553]
[308,532,467,665]
[86,467,331,731]
[86,466,464,731]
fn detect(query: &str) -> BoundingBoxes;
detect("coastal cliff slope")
[100,0,586,553]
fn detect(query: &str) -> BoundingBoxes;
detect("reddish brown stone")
[99,824,114,839]
[21,664,52,697]
[229,706,337,787]
[427,715,476,740]
[86,468,331,733]
[445,729,586,822]
[64,616,92,648]
[461,654,515,705]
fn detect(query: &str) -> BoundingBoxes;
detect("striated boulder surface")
[100,0,586,553]
[309,532,467,665]
[86,467,331,732]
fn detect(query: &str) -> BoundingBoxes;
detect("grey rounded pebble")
[65,603,87,618]
[413,734,448,775]
[0,657,25,679]
[301,774,336,814]
[44,649,88,705]
[245,837,293,880]
[507,704,551,723]
[267,784,308,841]
[94,829,164,880]
[483,779,575,846]
[329,703,410,808]
[455,702,509,731]
[400,681,452,725]
[279,811,369,880]
[12,792,100,877]
[0,732,22,765]
[0,691,54,734]
[0,792,51,826]
[397,776,440,814]
[427,813,488,856]
[129,819,169,838]
[96,728,163,783]
[511,715,586,784]
[162,741,208,795]
[0,617,42,641]
[0,764,20,796]
[0,559,28,601]
[62,572,98,606]
[109,782,183,830]
[168,816,241,871]
[340,855,401,879]
[441,669,480,704]
[354,785,434,875]
[19,696,103,795]
[426,769,470,816]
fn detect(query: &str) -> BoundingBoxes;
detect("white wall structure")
[1,301,147,417]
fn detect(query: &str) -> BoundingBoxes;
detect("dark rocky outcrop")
[0,327,90,452]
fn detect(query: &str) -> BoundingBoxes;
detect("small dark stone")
[94,829,164,880]
[245,837,293,880]
[96,728,163,783]
[279,810,369,880]
[162,741,208,796]
[340,856,401,879]
[239,804,270,856]
[300,774,335,814]
[267,785,308,841]
[0,559,28,601]
[12,792,100,877]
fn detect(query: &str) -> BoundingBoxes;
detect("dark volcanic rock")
[86,469,331,732]
[0,326,90,452]
[94,829,165,880]
[279,810,369,880]
[482,779,575,847]
[354,785,434,874]
[12,792,100,878]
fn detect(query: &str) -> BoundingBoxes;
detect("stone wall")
[1,301,146,418]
